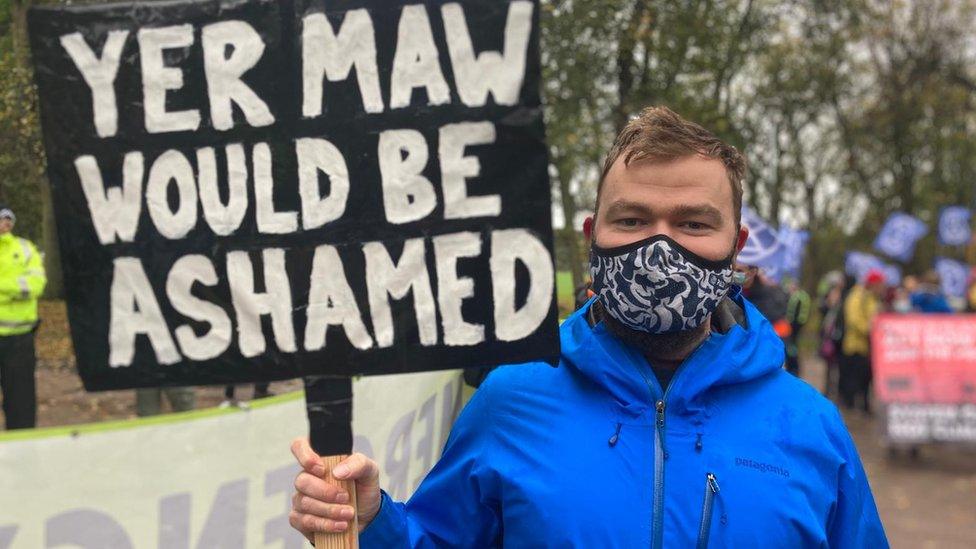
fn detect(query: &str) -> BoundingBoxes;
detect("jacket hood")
[561,291,785,418]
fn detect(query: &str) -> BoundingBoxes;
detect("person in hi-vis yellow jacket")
[0,205,46,429]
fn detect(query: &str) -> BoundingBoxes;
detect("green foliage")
[0,0,45,244]
[542,0,976,291]
[555,270,574,317]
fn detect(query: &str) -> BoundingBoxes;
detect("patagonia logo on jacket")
[735,457,791,478]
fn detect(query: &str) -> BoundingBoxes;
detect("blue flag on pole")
[934,257,968,298]
[739,207,786,281]
[873,212,928,262]
[938,206,971,246]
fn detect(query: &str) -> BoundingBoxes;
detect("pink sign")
[872,314,976,404]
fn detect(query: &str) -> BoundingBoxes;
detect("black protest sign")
[29,0,558,391]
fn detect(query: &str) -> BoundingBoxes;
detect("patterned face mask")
[590,234,735,334]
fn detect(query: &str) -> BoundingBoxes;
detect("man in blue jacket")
[910,270,953,313]
[289,106,888,547]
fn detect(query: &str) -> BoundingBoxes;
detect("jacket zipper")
[646,342,708,549]
[652,399,665,549]
[696,473,721,549]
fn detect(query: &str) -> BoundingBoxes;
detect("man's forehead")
[601,155,734,212]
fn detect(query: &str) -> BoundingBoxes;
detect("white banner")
[0,370,463,548]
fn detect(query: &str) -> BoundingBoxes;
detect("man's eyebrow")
[604,200,655,217]
[667,204,725,224]
[603,201,726,224]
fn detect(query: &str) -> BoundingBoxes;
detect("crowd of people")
[739,263,969,416]
[815,267,973,415]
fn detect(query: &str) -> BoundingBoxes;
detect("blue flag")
[881,264,903,287]
[845,251,878,281]
[738,207,785,281]
[938,206,971,246]
[873,212,928,262]
[934,257,969,298]
[845,251,901,286]
[777,227,809,280]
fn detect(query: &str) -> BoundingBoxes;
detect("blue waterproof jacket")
[361,294,887,548]
[910,290,953,313]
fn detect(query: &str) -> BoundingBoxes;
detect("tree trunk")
[768,120,785,228]
[613,0,647,133]
[10,0,62,298]
[555,160,585,292]
[40,179,63,298]
[803,180,819,291]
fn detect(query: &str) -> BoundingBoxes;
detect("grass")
[556,270,575,317]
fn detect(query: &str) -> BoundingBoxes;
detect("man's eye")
[682,221,708,231]
[617,218,644,227]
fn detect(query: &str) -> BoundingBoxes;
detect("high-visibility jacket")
[0,233,47,336]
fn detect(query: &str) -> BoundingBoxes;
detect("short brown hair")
[597,106,747,225]
[921,269,941,286]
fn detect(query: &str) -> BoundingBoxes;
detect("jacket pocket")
[696,472,720,549]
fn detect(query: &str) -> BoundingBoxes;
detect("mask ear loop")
[729,224,746,285]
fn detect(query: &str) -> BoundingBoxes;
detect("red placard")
[872,314,976,404]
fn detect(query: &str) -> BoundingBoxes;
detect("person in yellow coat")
[841,269,885,414]
[0,205,46,429]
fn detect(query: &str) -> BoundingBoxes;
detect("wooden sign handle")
[314,454,359,549]
[304,376,356,548]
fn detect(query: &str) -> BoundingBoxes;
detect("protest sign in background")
[873,212,928,263]
[0,370,463,547]
[934,257,969,299]
[28,0,558,390]
[872,315,976,443]
[938,206,972,247]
